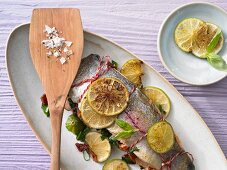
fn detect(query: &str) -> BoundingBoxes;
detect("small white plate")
[6,24,227,169]
[158,2,227,85]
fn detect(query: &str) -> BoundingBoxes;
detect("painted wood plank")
[0,0,226,169]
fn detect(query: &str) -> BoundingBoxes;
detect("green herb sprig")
[206,29,227,71]
[113,119,138,140]
[41,104,50,117]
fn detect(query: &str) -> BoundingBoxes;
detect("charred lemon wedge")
[80,97,116,129]
[85,132,111,162]
[87,77,129,116]
[147,121,174,154]
[120,59,143,87]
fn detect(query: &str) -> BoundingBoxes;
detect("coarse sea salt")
[53,51,60,57]
[60,57,66,64]
[42,25,74,65]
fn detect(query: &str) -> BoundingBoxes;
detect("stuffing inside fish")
[69,54,195,170]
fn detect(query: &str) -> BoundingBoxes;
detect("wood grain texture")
[30,9,83,169]
[0,0,226,169]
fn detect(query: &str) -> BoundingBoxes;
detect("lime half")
[142,86,171,118]
[102,159,130,170]
[175,18,205,52]
[147,121,174,154]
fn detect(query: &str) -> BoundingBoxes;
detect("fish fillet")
[69,54,195,170]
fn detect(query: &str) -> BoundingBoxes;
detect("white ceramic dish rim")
[157,2,227,86]
[5,23,227,166]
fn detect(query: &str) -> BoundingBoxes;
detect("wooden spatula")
[29,8,83,170]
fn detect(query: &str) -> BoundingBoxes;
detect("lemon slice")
[192,22,224,58]
[85,132,111,162]
[80,97,116,129]
[147,121,174,154]
[87,77,129,116]
[142,86,171,118]
[120,59,143,87]
[102,159,130,170]
[175,18,205,52]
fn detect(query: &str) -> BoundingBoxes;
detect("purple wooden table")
[0,0,226,169]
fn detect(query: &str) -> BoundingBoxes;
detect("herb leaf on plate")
[76,127,90,142]
[113,130,138,140]
[207,53,227,71]
[207,28,222,53]
[41,104,50,117]
[116,119,134,131]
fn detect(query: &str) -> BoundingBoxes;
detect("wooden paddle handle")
[50,108,63,170]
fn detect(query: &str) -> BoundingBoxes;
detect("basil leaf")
[100,128,112,140]
[207,28,222,53]
[122,155,135,164]
[128,146,139,154]
[109,137,118,146]
[68,98,77,109]
[111,60,118,69]
[116,119,134,131]
[114,130,136,140]
[41,104,50,117]
[76,127,90,142]
[207,53,227,71]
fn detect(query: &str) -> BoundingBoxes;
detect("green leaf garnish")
[111,60,118,69]
[122,155,135,164]
[100,128,112,140]
[207,28,222,53]
[207,53,227,71]
[113,129,138,140]
[109,137,118,146]
[128,146,139,154]
[41,104,50,117]
[116,119,134,131]
[76,127,90,142]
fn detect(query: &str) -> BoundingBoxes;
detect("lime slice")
[120,59,143,87]
[102,159,130,170]
[142,86,171,118]
[85,132,111,162]
[192,22,224,58]
[147,121,174,154]
[80,97,116,129]
[175,18,205,52]
[87,77,129,116]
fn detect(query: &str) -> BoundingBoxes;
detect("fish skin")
[69,54,195,170]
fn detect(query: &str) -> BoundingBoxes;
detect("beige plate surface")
[6,24,227,170]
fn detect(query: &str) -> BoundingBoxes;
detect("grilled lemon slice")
[147,121,174,154]
[102,159,130,170]
[120,59,143,87]
[87,77,129,116]
[80,97,116,129]
[142,86,171,118]
[85,132,111,162]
